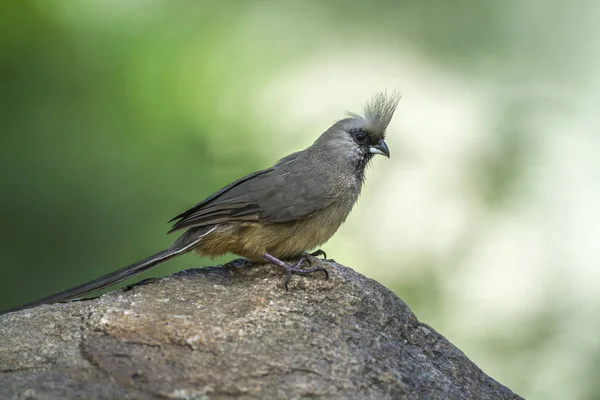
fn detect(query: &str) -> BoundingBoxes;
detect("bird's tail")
[0,236,203,315]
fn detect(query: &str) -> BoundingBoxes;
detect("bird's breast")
[194,199,356,261]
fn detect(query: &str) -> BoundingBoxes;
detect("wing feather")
[168,151,337,233]
[169,168,274,223]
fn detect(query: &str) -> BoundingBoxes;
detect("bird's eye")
[353,131,368,145]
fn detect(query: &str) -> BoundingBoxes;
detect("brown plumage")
[1,91,401,314]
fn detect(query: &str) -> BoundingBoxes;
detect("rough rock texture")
[0,259,522,400]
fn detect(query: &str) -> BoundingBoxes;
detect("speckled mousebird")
[2,91,401,314]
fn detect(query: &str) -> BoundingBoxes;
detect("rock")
[0,259,522,400]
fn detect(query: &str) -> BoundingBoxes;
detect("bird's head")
[313,91,401,175]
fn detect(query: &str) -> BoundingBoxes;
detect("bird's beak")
[369,138,390,158]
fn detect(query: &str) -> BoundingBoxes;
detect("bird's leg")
[263,253,329,291]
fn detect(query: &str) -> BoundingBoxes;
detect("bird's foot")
[264,253,329,290]
[308,249,327,259]
[306,249,335,263]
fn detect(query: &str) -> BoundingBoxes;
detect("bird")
[1,91,400,315]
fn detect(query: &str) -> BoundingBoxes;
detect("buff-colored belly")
[194,204,352,261]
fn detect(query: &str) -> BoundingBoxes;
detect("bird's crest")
[347,90,402,139]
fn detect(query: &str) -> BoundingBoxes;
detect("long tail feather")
[0,234,206,315]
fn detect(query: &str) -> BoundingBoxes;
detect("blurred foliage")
[1,1,598,399]
[0,0,266,306]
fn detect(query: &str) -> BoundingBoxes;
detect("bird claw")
[281,258,329,290]
[308,249,327,259]
[305,249,335,266]
[263,253,328,290]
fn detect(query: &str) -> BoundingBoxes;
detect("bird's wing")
[168,167,274,232]
[169,154,336,232]
[254,169,336,223]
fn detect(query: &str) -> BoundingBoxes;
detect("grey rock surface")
[0,259,522,400]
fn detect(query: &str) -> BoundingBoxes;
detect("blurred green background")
[1,1,599,399]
